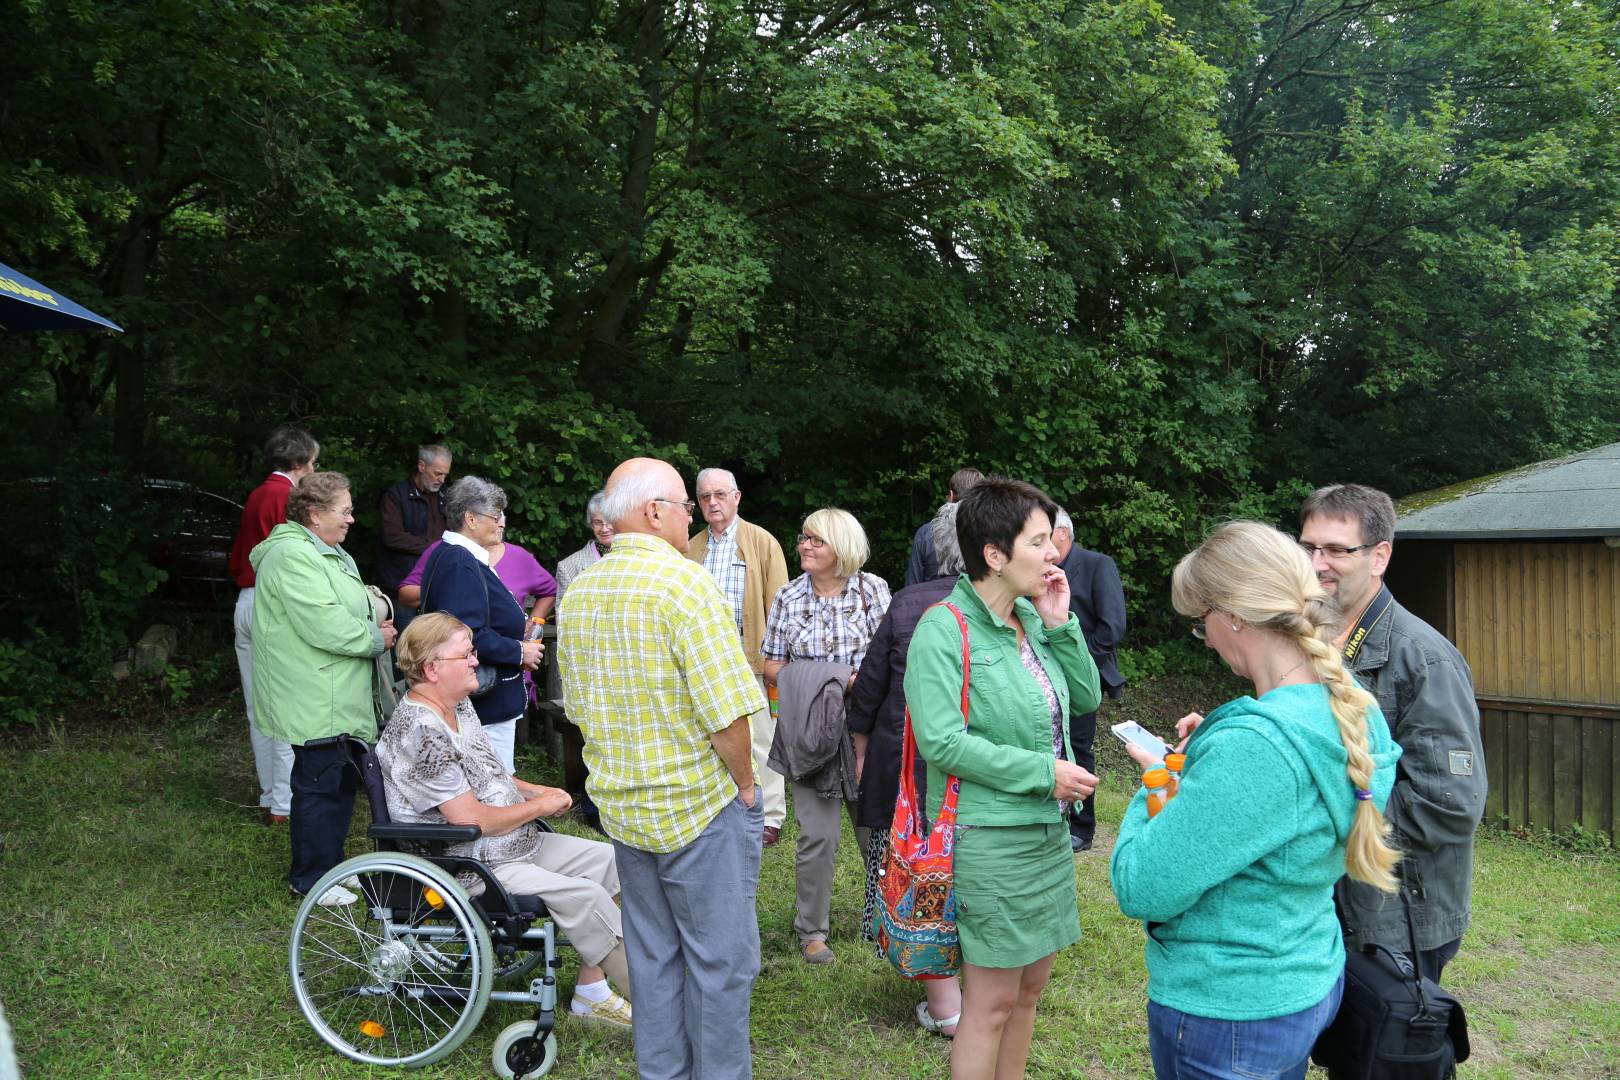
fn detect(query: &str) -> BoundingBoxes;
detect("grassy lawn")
[3,680,1617,1079]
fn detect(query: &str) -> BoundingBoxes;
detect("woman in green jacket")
[1110,522,1402,1080]
[249,471,396,905]
[904,477,1101,1080]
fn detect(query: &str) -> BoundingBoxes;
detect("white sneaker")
[315,884,359,907]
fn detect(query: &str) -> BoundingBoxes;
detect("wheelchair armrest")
[367,822,482,843]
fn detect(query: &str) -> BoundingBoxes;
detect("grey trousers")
[614,795,763,1080]
[790,780,865,944]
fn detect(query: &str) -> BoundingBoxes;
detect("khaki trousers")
[489,831,623,966]
[791,781,866,944]
[751,675,787,829]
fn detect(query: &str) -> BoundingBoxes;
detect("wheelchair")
[288,735,569,1078]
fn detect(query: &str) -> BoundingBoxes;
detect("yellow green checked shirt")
[558,532,767,853]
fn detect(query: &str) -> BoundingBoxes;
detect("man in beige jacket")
[689,468,791,844]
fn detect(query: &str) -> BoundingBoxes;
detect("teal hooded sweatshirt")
[1109,683,1401,1020]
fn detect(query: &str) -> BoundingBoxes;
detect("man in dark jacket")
[376,443,451,615]
[1052,508,1127,852]
[1302,483,1487,982]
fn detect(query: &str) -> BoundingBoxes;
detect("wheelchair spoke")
[290,858,493,1069]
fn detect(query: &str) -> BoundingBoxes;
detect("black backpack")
[1312,878,1470,1079]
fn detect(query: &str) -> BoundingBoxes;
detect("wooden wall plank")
[1483,708,1506,825]
[1553,714,1581,833]
[1578,717,1613,838]
[1527,713,1554,829]
[1506,710,1528,826]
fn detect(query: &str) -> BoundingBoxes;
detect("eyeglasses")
[796,533,827,550]
[323,505,356,520]
[433,649,478,664]
[474,511,506,526]
[653,497,696,516]
[1298,541,1376,560]
[1190,609,1214,641]
[590,519,615,534]
[697,490,737,504]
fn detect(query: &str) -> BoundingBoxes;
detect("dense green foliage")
[4,0,1619,709]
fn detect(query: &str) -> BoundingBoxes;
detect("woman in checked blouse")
[762,507,890,965]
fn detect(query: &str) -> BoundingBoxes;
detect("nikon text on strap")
[1341,585,1395,665]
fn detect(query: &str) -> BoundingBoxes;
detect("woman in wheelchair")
[377,612,633,1032]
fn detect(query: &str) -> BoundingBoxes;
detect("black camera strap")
[1341,584,1395,665]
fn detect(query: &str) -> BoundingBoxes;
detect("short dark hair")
[285,472,351,526]
[264,425,319,472]
[1300,483,1396,546]
[956,477,1059,581]
[948,467,985,500]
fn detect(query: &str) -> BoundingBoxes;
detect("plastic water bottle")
[525,612,546,641]
[1144,767,1173,818]
[1163,753,1185,799]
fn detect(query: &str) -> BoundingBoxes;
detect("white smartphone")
[1110,720,1170,761]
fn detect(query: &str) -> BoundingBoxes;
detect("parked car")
[141,479,244,608]
[4,476,244,615]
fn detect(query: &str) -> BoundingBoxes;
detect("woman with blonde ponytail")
[1110,522,1402,1080]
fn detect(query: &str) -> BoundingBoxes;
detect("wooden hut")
[1385,441,1620,840]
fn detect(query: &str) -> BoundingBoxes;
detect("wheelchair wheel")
[493,945,546,982]
[491,1021,558,1079]
[290,853,493,1068]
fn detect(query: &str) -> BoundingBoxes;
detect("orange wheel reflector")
[423,887,445,909]
[359,1021,386,1039]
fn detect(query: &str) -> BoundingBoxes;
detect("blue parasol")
[0,259,123,332]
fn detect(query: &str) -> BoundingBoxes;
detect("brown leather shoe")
[761,825,781,847]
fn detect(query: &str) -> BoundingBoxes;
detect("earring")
[1231,622,1241,632]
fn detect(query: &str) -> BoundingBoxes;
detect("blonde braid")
[1291,610,1401,893]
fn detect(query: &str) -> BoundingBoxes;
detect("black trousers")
[1067,708,1098,842]
[289,741,358,894]
[1409,936,1462,984]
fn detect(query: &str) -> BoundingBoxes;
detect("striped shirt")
[701,519,748,636]
[557,532,766,853]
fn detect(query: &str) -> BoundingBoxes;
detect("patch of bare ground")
[1461,938,1619,1076]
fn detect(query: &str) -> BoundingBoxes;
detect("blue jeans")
[1147,974,1344,1080]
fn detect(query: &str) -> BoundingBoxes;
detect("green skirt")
[954,821,1080,969]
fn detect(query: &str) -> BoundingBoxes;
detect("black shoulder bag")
[1311,868,1471,1079]
[419,544,498,698]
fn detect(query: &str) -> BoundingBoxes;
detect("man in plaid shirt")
[558,457,767,1080]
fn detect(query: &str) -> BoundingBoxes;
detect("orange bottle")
[767,682,780,720]
[1163,753,1186,799]
[1144,767,1173,818]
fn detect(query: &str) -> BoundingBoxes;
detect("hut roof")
[1395,441,1620,540]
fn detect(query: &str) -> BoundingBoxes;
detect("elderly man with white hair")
[1051,507,1128,851]
[687,467,791,845]
[558,458,767,1080]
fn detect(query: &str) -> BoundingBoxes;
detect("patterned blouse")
[761,570,891,668]
[1018,635,1071,814]
[376,695,543,868]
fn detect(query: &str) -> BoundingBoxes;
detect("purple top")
[402,540,558,607]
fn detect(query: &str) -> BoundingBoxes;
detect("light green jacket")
[904,576,1101,826]
[249,523,385,745]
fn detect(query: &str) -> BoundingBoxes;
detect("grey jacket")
[1337,589,1487,951]
[768,660,858,801]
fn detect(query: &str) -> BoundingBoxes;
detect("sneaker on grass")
[569,992,632,1031]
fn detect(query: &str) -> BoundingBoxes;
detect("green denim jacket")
[248,523,386,745]
[904,576,1101,826]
